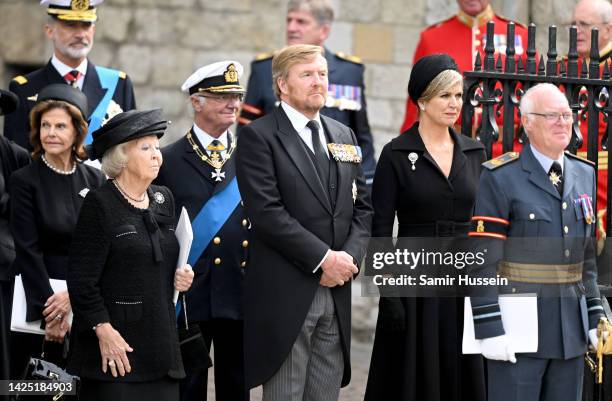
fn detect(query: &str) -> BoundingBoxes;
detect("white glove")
[481,334,516,363]
[589,328,599,351]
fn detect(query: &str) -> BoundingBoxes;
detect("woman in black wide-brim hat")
[364,54,487,401]
[66,109,194,401]
[9,83,105,378]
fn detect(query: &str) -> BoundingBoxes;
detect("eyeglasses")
[528,112,573,123]
[199,93,244,103]
[569,20,604,31]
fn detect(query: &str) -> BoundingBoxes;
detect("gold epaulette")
[254,51,274,62]
[336,52,362,64]
[482,151,520,170]
[12,75,27,85]
[566,151,596,167]
[118,71,126,79]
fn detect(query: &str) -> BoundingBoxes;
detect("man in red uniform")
[572,0,612,241]
[400,0,529,141]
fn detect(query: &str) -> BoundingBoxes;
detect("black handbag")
[19,340,79,400]
[177,294,212,371]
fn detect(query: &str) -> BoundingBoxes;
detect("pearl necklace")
[41,154,76,175]
[113,179,147,203]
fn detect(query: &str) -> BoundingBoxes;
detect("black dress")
[364,123,487,401]
[8,158,104,377]
[67,181,185,401]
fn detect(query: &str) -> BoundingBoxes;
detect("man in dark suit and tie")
[236,44,372,401]
[4,0,136,150]
[155,61,249,401]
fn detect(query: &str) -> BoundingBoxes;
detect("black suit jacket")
[4,60,136,149]
[155,131,248,322]
[236,106,372,388]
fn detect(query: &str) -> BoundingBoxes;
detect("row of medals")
[187,131,234,182]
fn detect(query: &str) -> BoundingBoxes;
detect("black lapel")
[273,107,332,214]
[44,61,67,85]
[82,61,106,115]
[321,116,349,209]
[561,155,579,199]
[447,129,468,182]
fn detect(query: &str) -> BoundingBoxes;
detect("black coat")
[0,136,30,280]
[4,60,136,150]
[9,159,105,321]
[239,48,377,181]
[67,183,185,382]
[364,123,487,401]
[235,106,372,388]
[155,131,248,322]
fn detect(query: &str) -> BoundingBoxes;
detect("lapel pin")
[408,152,418,171]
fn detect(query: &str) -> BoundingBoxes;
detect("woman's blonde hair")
[418,69,463,104]
[100,142,129,178]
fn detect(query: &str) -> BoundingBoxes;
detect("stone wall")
[0,0,579,150]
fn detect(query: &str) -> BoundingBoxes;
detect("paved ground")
[207,339,374,401]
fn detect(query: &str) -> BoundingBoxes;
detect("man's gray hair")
[287,0,334,26]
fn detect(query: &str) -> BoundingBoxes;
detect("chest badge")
[211,169,226,182]
[78,188,90,198]
[408,152,418,171]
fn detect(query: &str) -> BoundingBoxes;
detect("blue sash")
[176,177,242,317]
[188,177,242,265]
[86,66,121,143]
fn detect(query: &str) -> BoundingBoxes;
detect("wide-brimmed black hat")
[87,109,167,160]
[0,89,19,116]
[37,83,89,119]
[408,53,460,104]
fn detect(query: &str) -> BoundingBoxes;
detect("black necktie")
[548,161,563,196]
[306,120,329,185]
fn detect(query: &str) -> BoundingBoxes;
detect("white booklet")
[173,207,193,304]
[10,275,74,335]
[462,295,538,354]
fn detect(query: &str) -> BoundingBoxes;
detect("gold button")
[214,258,221,265]
[241,261,246,268]
[564,226,569,234]
[242,240,249,248]
[529,213,535,220]
[562,202,567,210]
[242,219,248,227]
[213,237,221,245]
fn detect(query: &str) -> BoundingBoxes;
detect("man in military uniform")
[238,0,376,184]
[399,0,529,145]
[4,0,136,150]
[155,61,249,401]
[468,83,604,401]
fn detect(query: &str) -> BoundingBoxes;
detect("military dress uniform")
[468,146,605,401]
[400,4,529,158]
[4,0,136,150]
[238,47,377,184]
[155,61,249,401]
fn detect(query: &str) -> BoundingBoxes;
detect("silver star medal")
[408,152,418,171]
[549,171,561,187]
[212,169,225,182]
[153,191,165,204]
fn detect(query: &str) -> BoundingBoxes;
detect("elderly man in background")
[155,61,249,401]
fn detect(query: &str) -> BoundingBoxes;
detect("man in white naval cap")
[155,61,250,401]
[4,0,136,151]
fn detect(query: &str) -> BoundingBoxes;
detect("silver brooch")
[153,191,165,204]
[211,168,226,182]
[408,152,418,171]
[78,188,90,198]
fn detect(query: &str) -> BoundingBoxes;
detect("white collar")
[51,55,88,79]
[281,101,323,133]
[192,124,229,150]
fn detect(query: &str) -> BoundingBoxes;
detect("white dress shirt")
[193,124,230,159]
[51,55,88,90]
